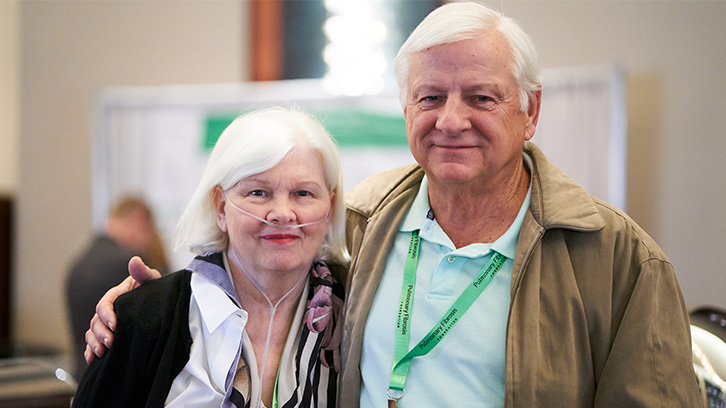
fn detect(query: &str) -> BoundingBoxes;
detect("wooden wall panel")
[250,0,283,81]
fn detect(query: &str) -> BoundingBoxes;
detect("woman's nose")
[266,198,296,225]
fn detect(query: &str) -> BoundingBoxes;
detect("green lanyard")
[387,229,506,407]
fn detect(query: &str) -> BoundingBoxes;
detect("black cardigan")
[72,270,194,408]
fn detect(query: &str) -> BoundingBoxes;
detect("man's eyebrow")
[410,84,446,96]
[411,80,504,94]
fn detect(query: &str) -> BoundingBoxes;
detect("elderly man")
[86,3,700,407]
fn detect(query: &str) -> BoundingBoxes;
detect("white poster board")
[94,67,625,270]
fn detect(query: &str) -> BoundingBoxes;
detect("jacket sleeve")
[72,306,152,407]
[71,271,193,408]
[593,258,702,407]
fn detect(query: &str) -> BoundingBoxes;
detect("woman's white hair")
[393,1,541,112]
[173,106,350,265]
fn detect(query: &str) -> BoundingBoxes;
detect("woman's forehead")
[235,151,328,187]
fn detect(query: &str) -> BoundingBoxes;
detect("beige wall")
[487,1,726,311]
[0,0,19,195]
[15,1,248,353]
[11,0,726,363]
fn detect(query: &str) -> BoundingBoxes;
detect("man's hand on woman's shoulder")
[84,256,162,363]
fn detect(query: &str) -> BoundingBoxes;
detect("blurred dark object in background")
[0,197,12,344]
[692,306,726,344]
[0,342,75,408]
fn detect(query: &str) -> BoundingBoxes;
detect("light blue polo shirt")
[359,155,532,408]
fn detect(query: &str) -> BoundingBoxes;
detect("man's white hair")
[393,1,541,112]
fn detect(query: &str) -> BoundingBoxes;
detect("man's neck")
[427,164,530,248]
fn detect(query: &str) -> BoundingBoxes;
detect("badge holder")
[387,388,405,408]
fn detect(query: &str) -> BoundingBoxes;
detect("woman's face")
[215,147,334,276]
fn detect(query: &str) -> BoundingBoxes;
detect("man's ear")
[524,89,542,141]
[212,185,227,232]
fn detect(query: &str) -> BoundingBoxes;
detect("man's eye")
[475,95,493,102]
[422,95,438,102]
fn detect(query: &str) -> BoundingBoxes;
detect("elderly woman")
[72,107,347,408]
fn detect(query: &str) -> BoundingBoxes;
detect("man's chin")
[424,163,482,185]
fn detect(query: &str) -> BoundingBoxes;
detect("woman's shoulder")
[115,270,193,325]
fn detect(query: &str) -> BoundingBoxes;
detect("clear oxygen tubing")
[228,247,307,408]
[224,189,328,407]
[223,190,330,230]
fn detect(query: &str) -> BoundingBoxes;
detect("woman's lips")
[261,233,299,243]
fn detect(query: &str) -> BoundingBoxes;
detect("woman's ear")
[212,185,228,232]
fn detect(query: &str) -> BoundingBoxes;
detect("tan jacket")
[337,142,701,407]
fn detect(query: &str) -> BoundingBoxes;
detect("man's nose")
[436,98,471,136]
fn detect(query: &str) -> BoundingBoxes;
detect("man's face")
[404,33,539,189]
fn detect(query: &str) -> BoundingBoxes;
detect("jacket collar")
[345,163,423,218]
[345,142,604,233]
[524,141,604,232]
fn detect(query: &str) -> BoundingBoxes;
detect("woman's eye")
[295,190,312,197]
[249,190,266,197]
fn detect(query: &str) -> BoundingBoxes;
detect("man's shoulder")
[592,198,670,262]
[70,236,133,270]
[66,236,136,290]
[345,164,423,216]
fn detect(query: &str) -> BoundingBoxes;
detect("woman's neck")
[226,251,309,408]
[228,257,308,308]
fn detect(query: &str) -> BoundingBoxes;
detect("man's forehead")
[409,36,510,69]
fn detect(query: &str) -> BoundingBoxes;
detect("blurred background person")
[65,196,168,380]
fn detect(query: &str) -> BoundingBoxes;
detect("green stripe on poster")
[202,109,406,151]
